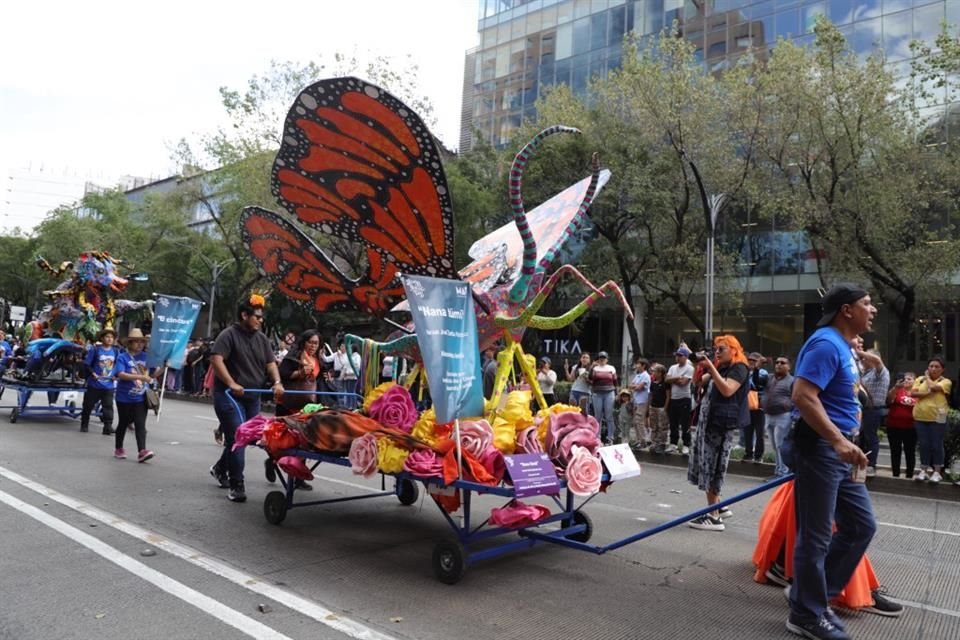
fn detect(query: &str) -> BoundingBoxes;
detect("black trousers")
[887,428,917,478]
[744,409,766,460]
[668,397,692,447]
[81,387,114,430]
[116,400,147,452]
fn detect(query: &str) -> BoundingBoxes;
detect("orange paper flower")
[249,293,266,307]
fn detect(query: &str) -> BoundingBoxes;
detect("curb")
[635,450,960,503]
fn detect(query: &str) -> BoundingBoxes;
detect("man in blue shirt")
[787,284,875,640]
[80,327,120,434]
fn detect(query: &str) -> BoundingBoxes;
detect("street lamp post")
[204,260,230,338]
[687,159,727,343]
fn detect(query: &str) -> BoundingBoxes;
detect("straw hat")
[98,327,117,340]
[123,328,149,344]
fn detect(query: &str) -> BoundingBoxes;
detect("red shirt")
[886,387,916,429]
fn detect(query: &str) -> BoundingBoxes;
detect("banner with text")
[146,295,202,369]
[402,275,483,423]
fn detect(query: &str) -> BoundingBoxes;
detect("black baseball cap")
[816,283,869,328]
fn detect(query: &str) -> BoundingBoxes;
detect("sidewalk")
[636,449,960,503]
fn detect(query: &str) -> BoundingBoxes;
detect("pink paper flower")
[545,411,600,469]
[232,415,272,450]
[478,444,506,483]
[403,448,444,478]
[565,445,602,496]
[368,385,418,433]
[348,433,379,477]
[277,456,314,481]
[458,419,494,458]
[514,425,544,455]
[489,501,552,528]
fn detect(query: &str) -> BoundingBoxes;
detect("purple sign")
[505,453,560,498]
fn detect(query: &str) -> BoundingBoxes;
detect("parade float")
[1,251,153,422]
[234,77,642,582]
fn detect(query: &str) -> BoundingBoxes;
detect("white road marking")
[0,488,293,640]
[883,598,960,619]
[0,466,399,640]
[193,415,219,422]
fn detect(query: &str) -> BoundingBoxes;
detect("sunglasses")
[251,313,264,319]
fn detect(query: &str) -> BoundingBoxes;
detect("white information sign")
[598,444,642,481]
[9,305,26,322]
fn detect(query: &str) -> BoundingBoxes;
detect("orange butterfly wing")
[241,207,405,315]
[272,77,456,279]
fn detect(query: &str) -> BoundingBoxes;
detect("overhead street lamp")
[687,159,727,343]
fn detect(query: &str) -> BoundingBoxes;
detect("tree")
[519,29,757,357]
[751,18,960,366]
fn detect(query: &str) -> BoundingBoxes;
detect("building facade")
[463,0,960,373]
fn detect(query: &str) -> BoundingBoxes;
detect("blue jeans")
[789,437,876,623]
[765,413,792,477]
[592,391,615,442]
[915,420,945,468]
[213,390,261,489]
[859,407,883,467]
[339,378,358,409]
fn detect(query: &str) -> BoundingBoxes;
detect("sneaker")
[227,485,247,503]
[209,464,229,489]
[137,449,154,463]
[930,471,942,484]
[915,469,928,482]
[718,507,733,519]
[264,458,277,483]
[688,514,725,531]
[213,427,223,445]
[786,615,850,640]
[102,427,115,435]
[765,562,790,587]
[865,466,876,478]
[862,588,903,617]
[114,448,126,459]
[79,424,89,433]
[681,446,690,455]
[294,479,313,491]
[665,444,678,454]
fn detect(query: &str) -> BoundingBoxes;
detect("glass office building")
[462,0,960,369]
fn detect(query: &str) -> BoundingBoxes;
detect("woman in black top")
[687,335,750,532]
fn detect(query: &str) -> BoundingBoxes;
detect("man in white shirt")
[665,347,695,453]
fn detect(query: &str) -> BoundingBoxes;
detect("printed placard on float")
[504,452,560,498]
[402,275,484,423]
[598,444,642,481]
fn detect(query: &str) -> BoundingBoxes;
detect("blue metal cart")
[0,379,100,423]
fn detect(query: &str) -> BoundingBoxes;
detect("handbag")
[144,388,160,414]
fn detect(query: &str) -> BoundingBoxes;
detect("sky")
[0,0,479,234]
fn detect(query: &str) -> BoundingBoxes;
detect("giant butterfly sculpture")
[241,77,631,408]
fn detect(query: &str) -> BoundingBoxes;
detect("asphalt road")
[0,395,957,640]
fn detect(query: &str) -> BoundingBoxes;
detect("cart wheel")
[432,540,467,584]
[9,408,17,423]
[396,478,419,506]
[565,510,593,543]
[263,491,288,525]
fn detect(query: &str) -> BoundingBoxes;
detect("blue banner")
[146,295,202,369]
[402,275,484,423]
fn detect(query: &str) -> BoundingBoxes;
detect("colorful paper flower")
[277,455,314,481]
[489,501,552,529]
[458,419,494,458]
[376,437,410,474]
[536,403,582,444]
[249,293,266,307]
[411,407,439,445]
[348,433,379,477]
[403,448,443,477]
[368,385,418,433]
[514,425,544,455]
[362,381,396,413]
[545,411,600,469]
[565,445,602,496]
[478,444,506,482]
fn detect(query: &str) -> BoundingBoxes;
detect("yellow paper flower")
[411,407,438,445]
[491,416,517,454]
[501,391,534,429]
[363,381,396,413]
[377,437,410,474]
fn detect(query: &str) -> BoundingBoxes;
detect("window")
[557,22,573,59]
[573,17,591,55]
[591,11,608,50]
[609,4,626,45]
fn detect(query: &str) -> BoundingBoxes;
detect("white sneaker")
[718,507,733,519]
[915,470,928,482]
[865,466,876,478]
[930,472,942,484]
